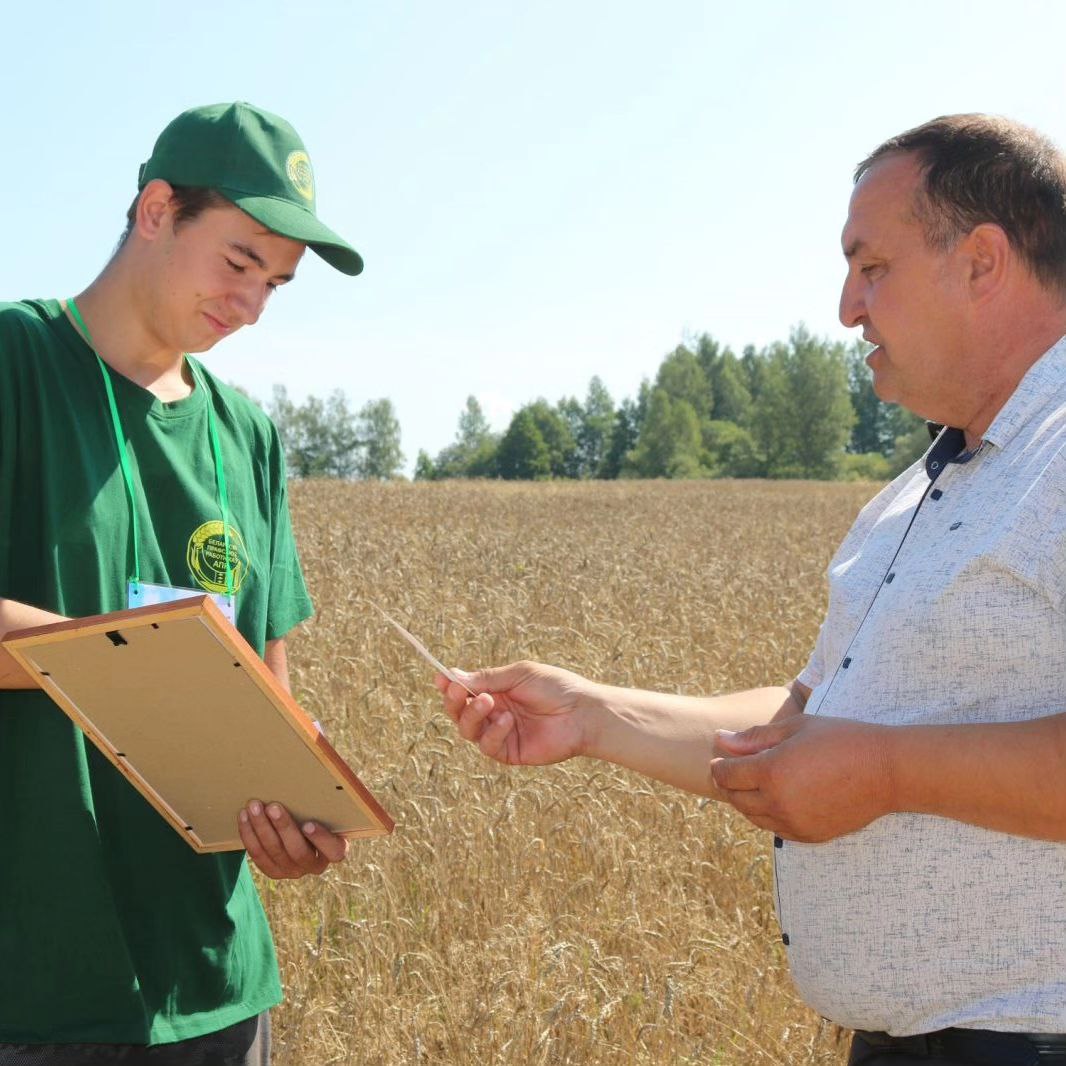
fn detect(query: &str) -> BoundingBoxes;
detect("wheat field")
[265,479,878,1066]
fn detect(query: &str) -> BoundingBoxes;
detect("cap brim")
[221,190,364,276]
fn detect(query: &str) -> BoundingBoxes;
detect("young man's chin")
[186,336,228,355]
[192,323,241,353]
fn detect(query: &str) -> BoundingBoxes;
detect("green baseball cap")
[139,102,363,276]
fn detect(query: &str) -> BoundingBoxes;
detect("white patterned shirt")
[787,335,1066,1035]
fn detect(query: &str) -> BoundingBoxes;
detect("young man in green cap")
[0,102,361,1063]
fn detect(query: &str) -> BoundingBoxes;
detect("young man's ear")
[133,179,177,242]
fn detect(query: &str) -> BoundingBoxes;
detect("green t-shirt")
[0,299,314,1044]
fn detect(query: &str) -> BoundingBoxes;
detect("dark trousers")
[0,1012,269,1066]
[849,1026,1066,1065]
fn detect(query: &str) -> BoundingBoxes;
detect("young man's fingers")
[262,803,328,874]
[239,805,293,879]
[241,801,304,878]
[302,821,349,864]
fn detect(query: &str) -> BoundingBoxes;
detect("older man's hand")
[710,714,897,843]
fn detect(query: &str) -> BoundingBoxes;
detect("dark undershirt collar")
[924,425,982,482]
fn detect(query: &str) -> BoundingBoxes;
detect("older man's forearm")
[888,712,1066,841]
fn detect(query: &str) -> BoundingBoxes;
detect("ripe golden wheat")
[265,479,876,1066]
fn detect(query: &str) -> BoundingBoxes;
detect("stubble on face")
[839,154,969,419]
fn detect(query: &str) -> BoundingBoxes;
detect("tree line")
[418,326,927,481]
[263,386,406,480]
[260,326,929,483]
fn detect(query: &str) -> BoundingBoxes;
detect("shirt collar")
[923,334,1066,480]
[980,333,1066,450]
[924,426,969,481]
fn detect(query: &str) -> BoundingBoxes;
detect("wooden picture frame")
[2,596,393,852]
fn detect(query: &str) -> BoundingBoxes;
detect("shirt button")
[885,573,896,583]
[774,835,783,848]
[842,657,852,669]
[931,489,943,500]
[781,933,791,945]
[950,521,962,530]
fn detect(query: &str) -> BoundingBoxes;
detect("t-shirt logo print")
[187,521,251,595]
[285,150,315,202]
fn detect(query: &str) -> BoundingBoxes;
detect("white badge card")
[128,581,236,624]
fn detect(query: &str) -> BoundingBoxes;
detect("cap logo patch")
[285,150,315,202]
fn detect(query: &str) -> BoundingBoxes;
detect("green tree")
[695,333,753,424]
[753,327,855,478]
[656,344,712,420]
[496,408,551,479]
[599,398,640,479]
[890,421,935,475]
[740,343,764,400]
[268,385,361,478]
[430,396,499,478]
[457,395,492,450]
[847,342,885,454]
[464,438,499,478]
[525,399,577,478]
[709,351,753,427]
[554,396,585,478]
[424,443,461,479]
[634,378,652,434]
[694,333,725,385]
[703,420,762,477]
[627,387,703,478]
[846,342,923,456]
[356,398,405,480]
[413,450,436,481]
[839,451,893,481]
[578,376,615,478]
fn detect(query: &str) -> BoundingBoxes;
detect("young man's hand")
[238,800,349,879]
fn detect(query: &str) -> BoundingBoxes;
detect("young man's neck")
[66,257,194,402]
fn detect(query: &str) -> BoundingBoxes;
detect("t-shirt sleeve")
[264,428,314,642]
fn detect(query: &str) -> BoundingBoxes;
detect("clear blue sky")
[4,1,1065,471]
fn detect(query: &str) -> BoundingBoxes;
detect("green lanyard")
[67,298,235,600]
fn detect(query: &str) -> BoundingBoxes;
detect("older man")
[0,103,361,1064]
[440,114,1066,1064]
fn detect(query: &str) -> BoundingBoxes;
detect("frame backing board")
[0,644,38,689]
[3,597,393,852]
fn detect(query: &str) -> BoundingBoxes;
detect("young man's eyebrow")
[227,241,296,282]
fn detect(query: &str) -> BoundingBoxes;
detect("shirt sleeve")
[264,427,314,642]
[796,617,829,691]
